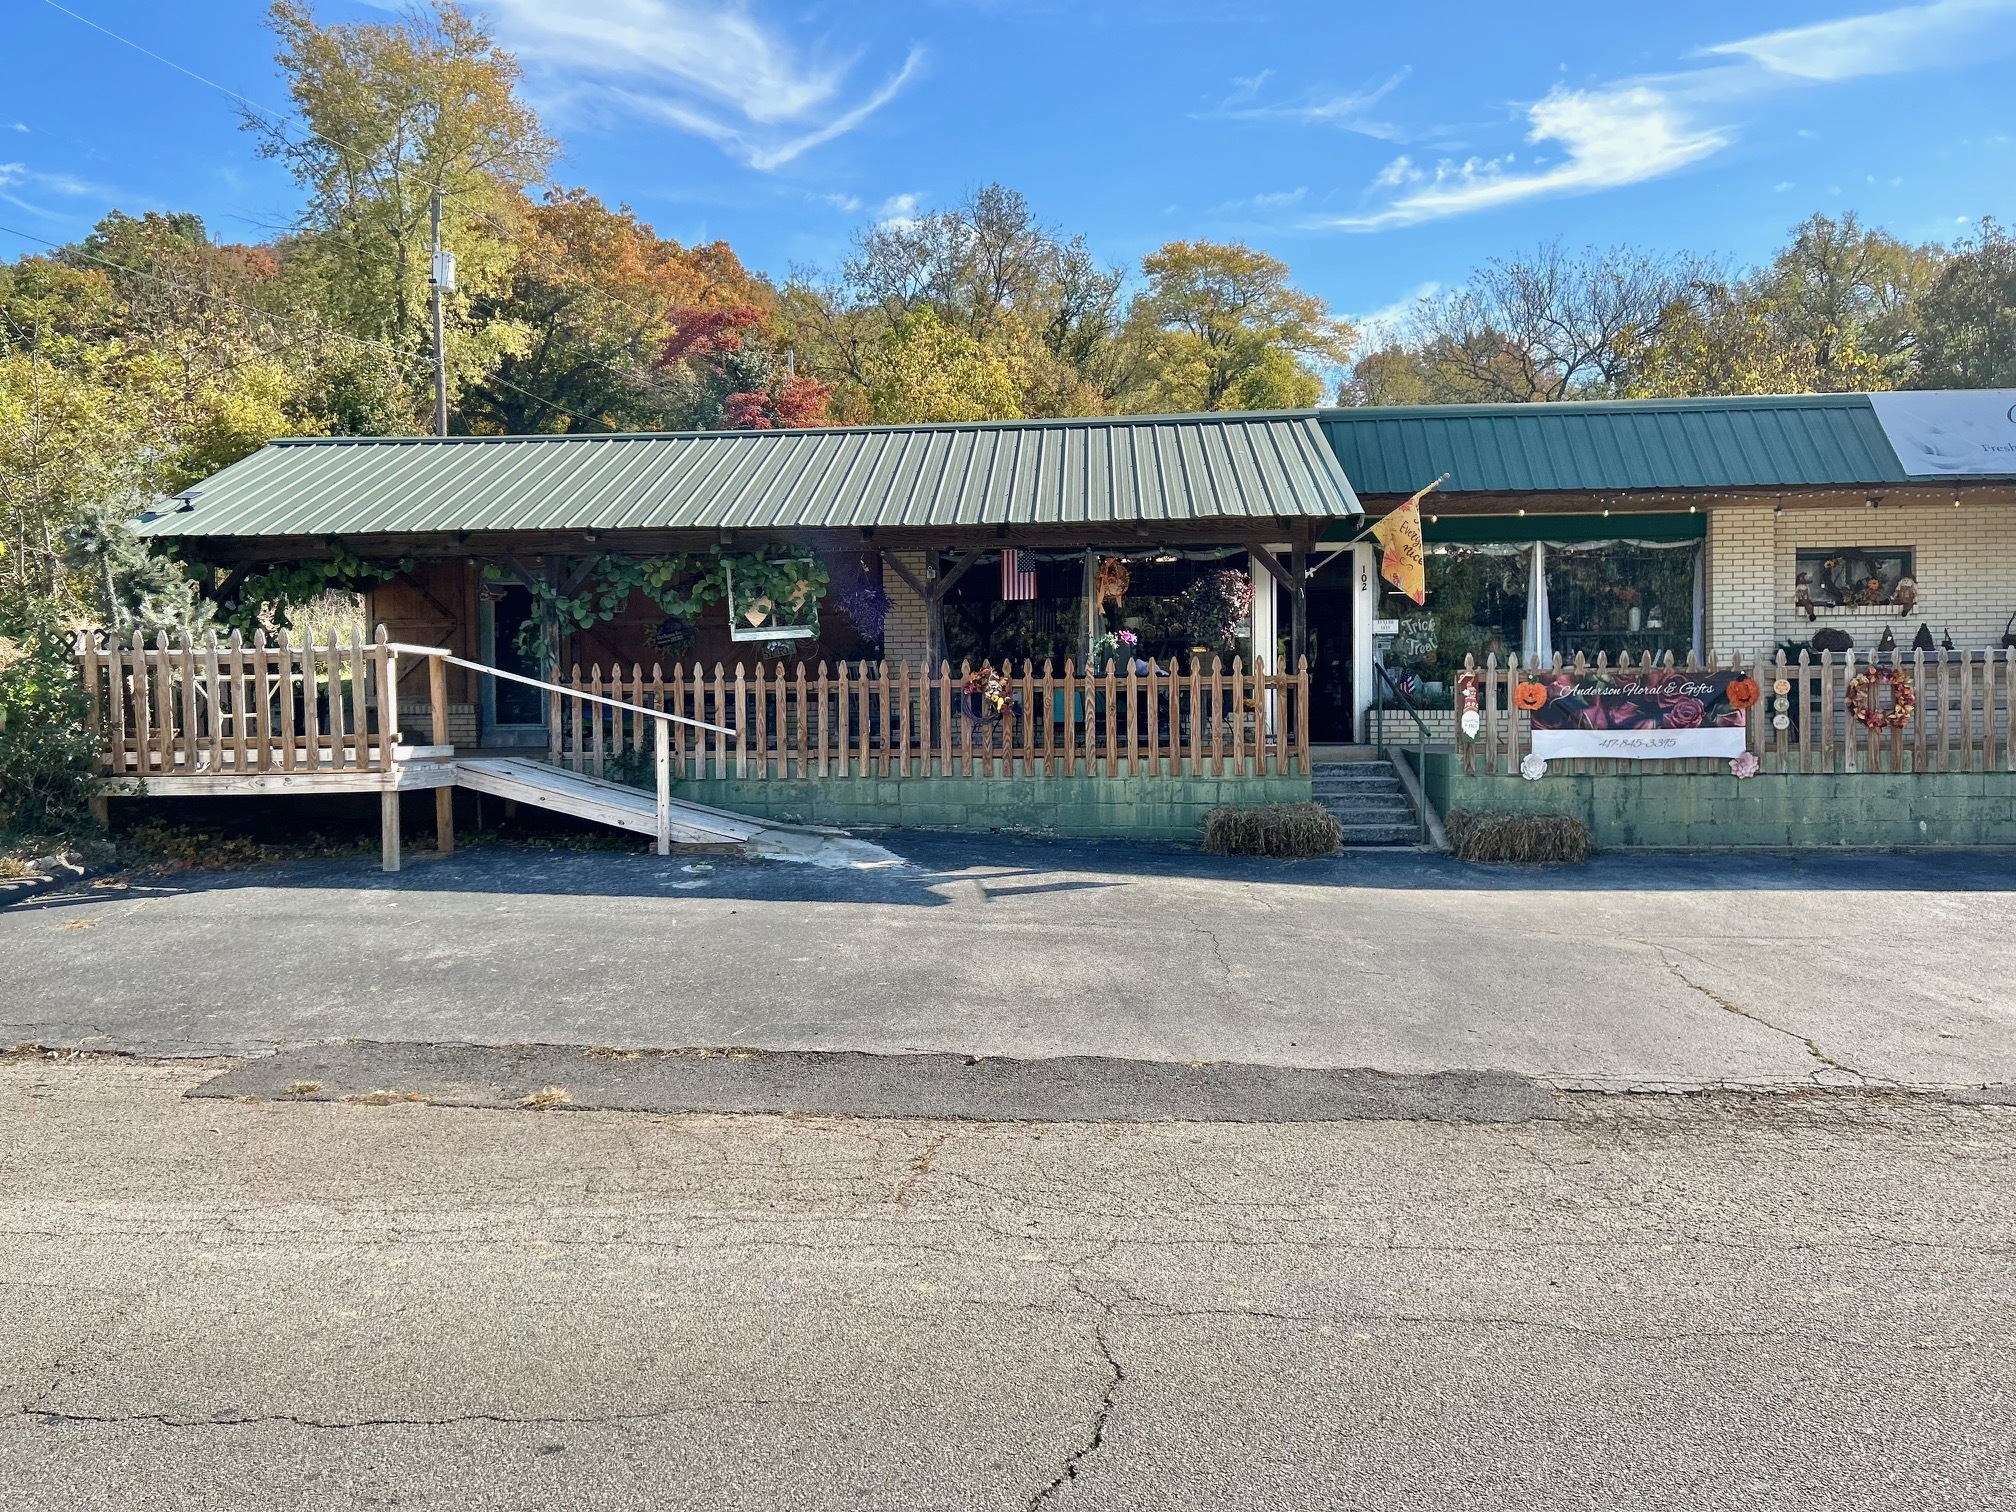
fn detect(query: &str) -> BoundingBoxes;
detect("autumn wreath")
[1512,681,1548,712]
[1844,665,1915,731]
[1725,676,1761,711]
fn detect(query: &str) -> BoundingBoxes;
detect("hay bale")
[1203,802,1342,858]
[1446,809,1592,865]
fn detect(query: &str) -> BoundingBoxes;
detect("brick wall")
[882,550,933,668]
[1708,502,2016,654]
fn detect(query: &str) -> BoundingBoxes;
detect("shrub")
[1203,802,1342,858]
[1447,809,1593,865]
[0,630,100,839]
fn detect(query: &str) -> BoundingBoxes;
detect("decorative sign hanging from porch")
[724,559,820,642]
[1525,669,1753,760]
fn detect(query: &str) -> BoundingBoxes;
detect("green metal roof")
[139,412,1360,540]
[1318,393,1919,496]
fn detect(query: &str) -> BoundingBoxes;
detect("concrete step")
[1316,785,1409,804]
[1313,777,1406,796]
[1336,821,1422,845]
[1319,799,1416,822]
[1312,761,1397,777]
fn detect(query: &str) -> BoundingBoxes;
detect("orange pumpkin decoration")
[1726,676,1761,710]
[1512,681,1548,712]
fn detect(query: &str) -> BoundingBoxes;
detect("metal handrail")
[388,644,737,736]
[1371,662,1434,846]
[388,643,735,858]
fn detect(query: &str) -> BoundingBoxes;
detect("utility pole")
[428,187,454,437]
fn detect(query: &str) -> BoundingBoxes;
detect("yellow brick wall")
[882,550,934,669]
[1709,502,2016,654]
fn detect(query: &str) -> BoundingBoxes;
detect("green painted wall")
[669,772,1312,839]
[1446,767,2016,847]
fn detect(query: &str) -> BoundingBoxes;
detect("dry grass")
[521,1085,572,1109]
[344,1090,426,1107]
[1447,809,1594,865]
[283,1080,323,1097]
[1202,802,1343,858]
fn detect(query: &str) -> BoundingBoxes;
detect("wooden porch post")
[1289,535,1309,674]
[428,652,454,854]
[380,788,402,873]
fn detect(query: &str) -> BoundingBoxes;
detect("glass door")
[479,585,549,748]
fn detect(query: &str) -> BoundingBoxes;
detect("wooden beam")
[1247,543,1294,589]
[930,548,986,602]
[882,551,929,602]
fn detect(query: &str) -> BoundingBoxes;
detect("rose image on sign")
[1525,669,1752,760]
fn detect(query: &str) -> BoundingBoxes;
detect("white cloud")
[1348,281,1441,339]
[1213,186,1309,214]
[875,192,922,230]
[1324,82,1729,231]
[1774,180,1795,192]
[1704,0,2016,81]
[485,1,922,170]
[0,160,112,217]
[1203,68,1411,141]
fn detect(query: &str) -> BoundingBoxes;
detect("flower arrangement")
[963,667,1011,720]
[1729,751,1759,779]
[1088,629,1138,674]
[1844,666,1915,730]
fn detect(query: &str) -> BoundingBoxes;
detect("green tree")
[862,310,1025,423]
[1750,212,1932,390]
[1912,219,2016,388]
[1124,241,1351,412]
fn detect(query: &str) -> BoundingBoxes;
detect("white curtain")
[1522,542,1553,665]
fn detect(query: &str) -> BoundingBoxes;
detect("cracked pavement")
[2,1058,2013,1510]
[3,836,2012,1092]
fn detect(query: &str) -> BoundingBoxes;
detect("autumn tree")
[785,184,1128,420]
[1124,241,1352,411]
[656,305,830,430]
[458,189,793,433]
[254,0,555,424]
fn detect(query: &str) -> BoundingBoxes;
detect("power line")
[28,1,724,425]
[37,0,472,205]
[38,0,714,348]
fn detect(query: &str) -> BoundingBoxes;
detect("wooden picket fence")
[1460,649,2016,776]
[79,628,403,777]
[553,658,1312,781]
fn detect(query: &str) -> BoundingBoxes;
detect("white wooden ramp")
[455,757,765,848]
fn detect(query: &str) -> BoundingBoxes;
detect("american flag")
[1000,547,1038,601]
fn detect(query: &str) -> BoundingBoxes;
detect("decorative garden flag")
[1371,487,1430,605]
[1001,547,1038,601]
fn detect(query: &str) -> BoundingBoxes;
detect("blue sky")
[4,0,2014,333]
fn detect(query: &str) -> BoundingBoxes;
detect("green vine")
[490,548,830,668]
[222,545,412,634]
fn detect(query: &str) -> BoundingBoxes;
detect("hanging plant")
[723,550,828,641]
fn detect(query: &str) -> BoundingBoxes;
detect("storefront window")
[1385,539,1701,703]
[1546,543,1698,662]
[941,550,1251,670]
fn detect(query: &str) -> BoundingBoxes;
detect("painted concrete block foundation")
[1443,765,2016,848]
[670,772,1313,839]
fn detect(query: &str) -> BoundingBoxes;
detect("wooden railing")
[1460,649,2016,776]
[552,658,1312,782]
[79,628,405,777]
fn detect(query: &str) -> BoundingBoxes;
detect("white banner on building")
[1868,390,2016,476]
[1531,728,1748,760]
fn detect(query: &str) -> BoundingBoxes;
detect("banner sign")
[1868,390,2016,477]
[1527,669,1750,760]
